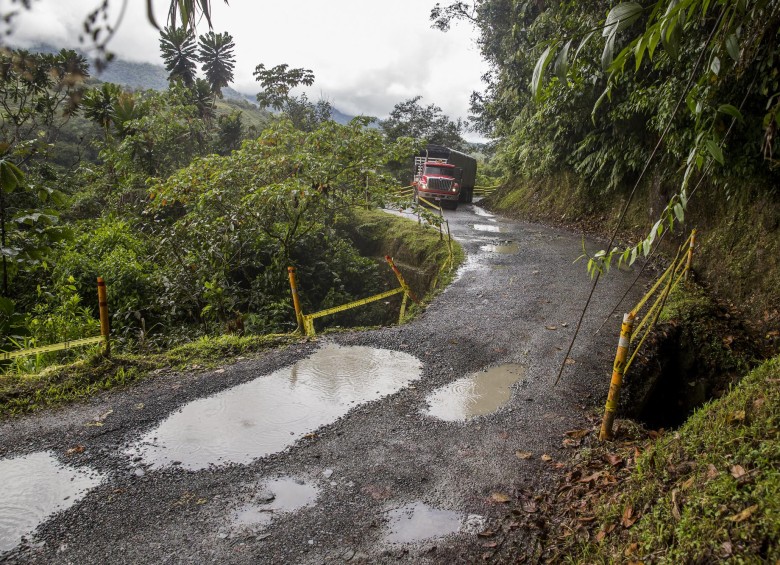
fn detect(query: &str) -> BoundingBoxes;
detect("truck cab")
[414,161,461,209]
[412,145,477,210]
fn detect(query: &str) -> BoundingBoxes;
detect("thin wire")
[553,7,726,386]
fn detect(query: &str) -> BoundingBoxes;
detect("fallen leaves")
[515,450,533,460]
[546,325,557,331]
[728,504,758,523]
[565,429,590,439]
[490,492,511,503]
[65,445,85,455]
[621,505,639,528]
[541,454,553,462]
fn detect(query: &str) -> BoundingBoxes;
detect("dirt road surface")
[0,203,646,564]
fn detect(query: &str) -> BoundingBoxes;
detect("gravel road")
[0,202,646,564]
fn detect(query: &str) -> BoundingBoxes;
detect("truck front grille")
[427,178,453,192]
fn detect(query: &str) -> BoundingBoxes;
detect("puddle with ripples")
[424,364,526,421]
[128,344,422,470]
[480,242,519,254]
[384,503,484,544]
[0,452,104,552]
[231,477,318,529]
[473,224,501,233]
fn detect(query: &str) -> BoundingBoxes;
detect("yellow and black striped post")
[685,229,697,280]
[97,277,110,357]
[599,312,635,441]
[287,266,304,332]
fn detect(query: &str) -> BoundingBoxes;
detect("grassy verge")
[1,209,462,417]
[0,334,298,417]
[542,356,780,563]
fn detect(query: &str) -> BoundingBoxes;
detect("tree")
[254,64,315,110]
[83,82,123,138]
[380,96,467,150]
[0,48,88,299]
[197,30,236,99]
[159,26,198,87]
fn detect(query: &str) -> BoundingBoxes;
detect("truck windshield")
[424,165,455,177]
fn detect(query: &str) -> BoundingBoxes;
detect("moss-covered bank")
[556,356,780,563]
[485,171,779,346]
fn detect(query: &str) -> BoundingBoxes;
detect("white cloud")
[8,0,488,140]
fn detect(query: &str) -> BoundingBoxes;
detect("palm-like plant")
[83,83,122,136]
[159,26,198,87]
[197,31,235,99]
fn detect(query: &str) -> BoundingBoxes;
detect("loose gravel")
[0,202,646,564]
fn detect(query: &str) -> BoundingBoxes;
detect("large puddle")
[384,503,484,544]
[128,344,422,470]
[0,452,104,553]
[480,242,519,254]
[423,364,526,421]
[231,477,318,530]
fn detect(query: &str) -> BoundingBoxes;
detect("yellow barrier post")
[97,277,110,357]
[287,266,304,331]
[385,256,420,304]
[685,229,697,280]
[599,312,635,441]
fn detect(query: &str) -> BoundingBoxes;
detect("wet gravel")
[0,202,647,564]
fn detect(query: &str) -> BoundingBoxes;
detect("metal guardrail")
[599,230,696,440]
[288,257,420,337]
[1,277,111,362]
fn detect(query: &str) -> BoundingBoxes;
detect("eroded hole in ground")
[423,364,526,422]
[127,344,422,470]
[480,241,519,254]
[230,477,319,531]
[383,503,485,544]
[0,452,104,553]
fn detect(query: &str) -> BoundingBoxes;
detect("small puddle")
[424,364,526,421]
[231,477,318,529]
[128,344,422,470]
[473,224,501,233]
[0,452,104,553]
[472,207,495,218]
[480,242,519,254]
[384,503,484,544]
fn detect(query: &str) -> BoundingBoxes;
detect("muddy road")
[0,203,646,564]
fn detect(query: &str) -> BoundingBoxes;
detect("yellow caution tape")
[417,196,442,212]
[1,335,105,361]
[304,287,405,321]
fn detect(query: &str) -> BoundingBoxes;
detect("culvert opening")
[621,325,734,430]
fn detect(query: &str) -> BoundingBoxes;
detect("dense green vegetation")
[0,23,469,377]
[434,0,779,322]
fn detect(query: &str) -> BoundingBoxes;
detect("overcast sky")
[10,0,489,140]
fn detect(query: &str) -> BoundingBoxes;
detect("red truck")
[412,145,477,210]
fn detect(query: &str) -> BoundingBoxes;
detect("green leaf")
[705,139,724,165]
[574,30,595,63]
[603,2,644,37]
[710,56,721,76]
[554,39,572,81]
[718,104,743,122]
[673,203,685,222]
[531,43,558,100]
[648,28,661,59]
[602,33,616,69]
[725,34,740,62]
[0,159,24,193]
